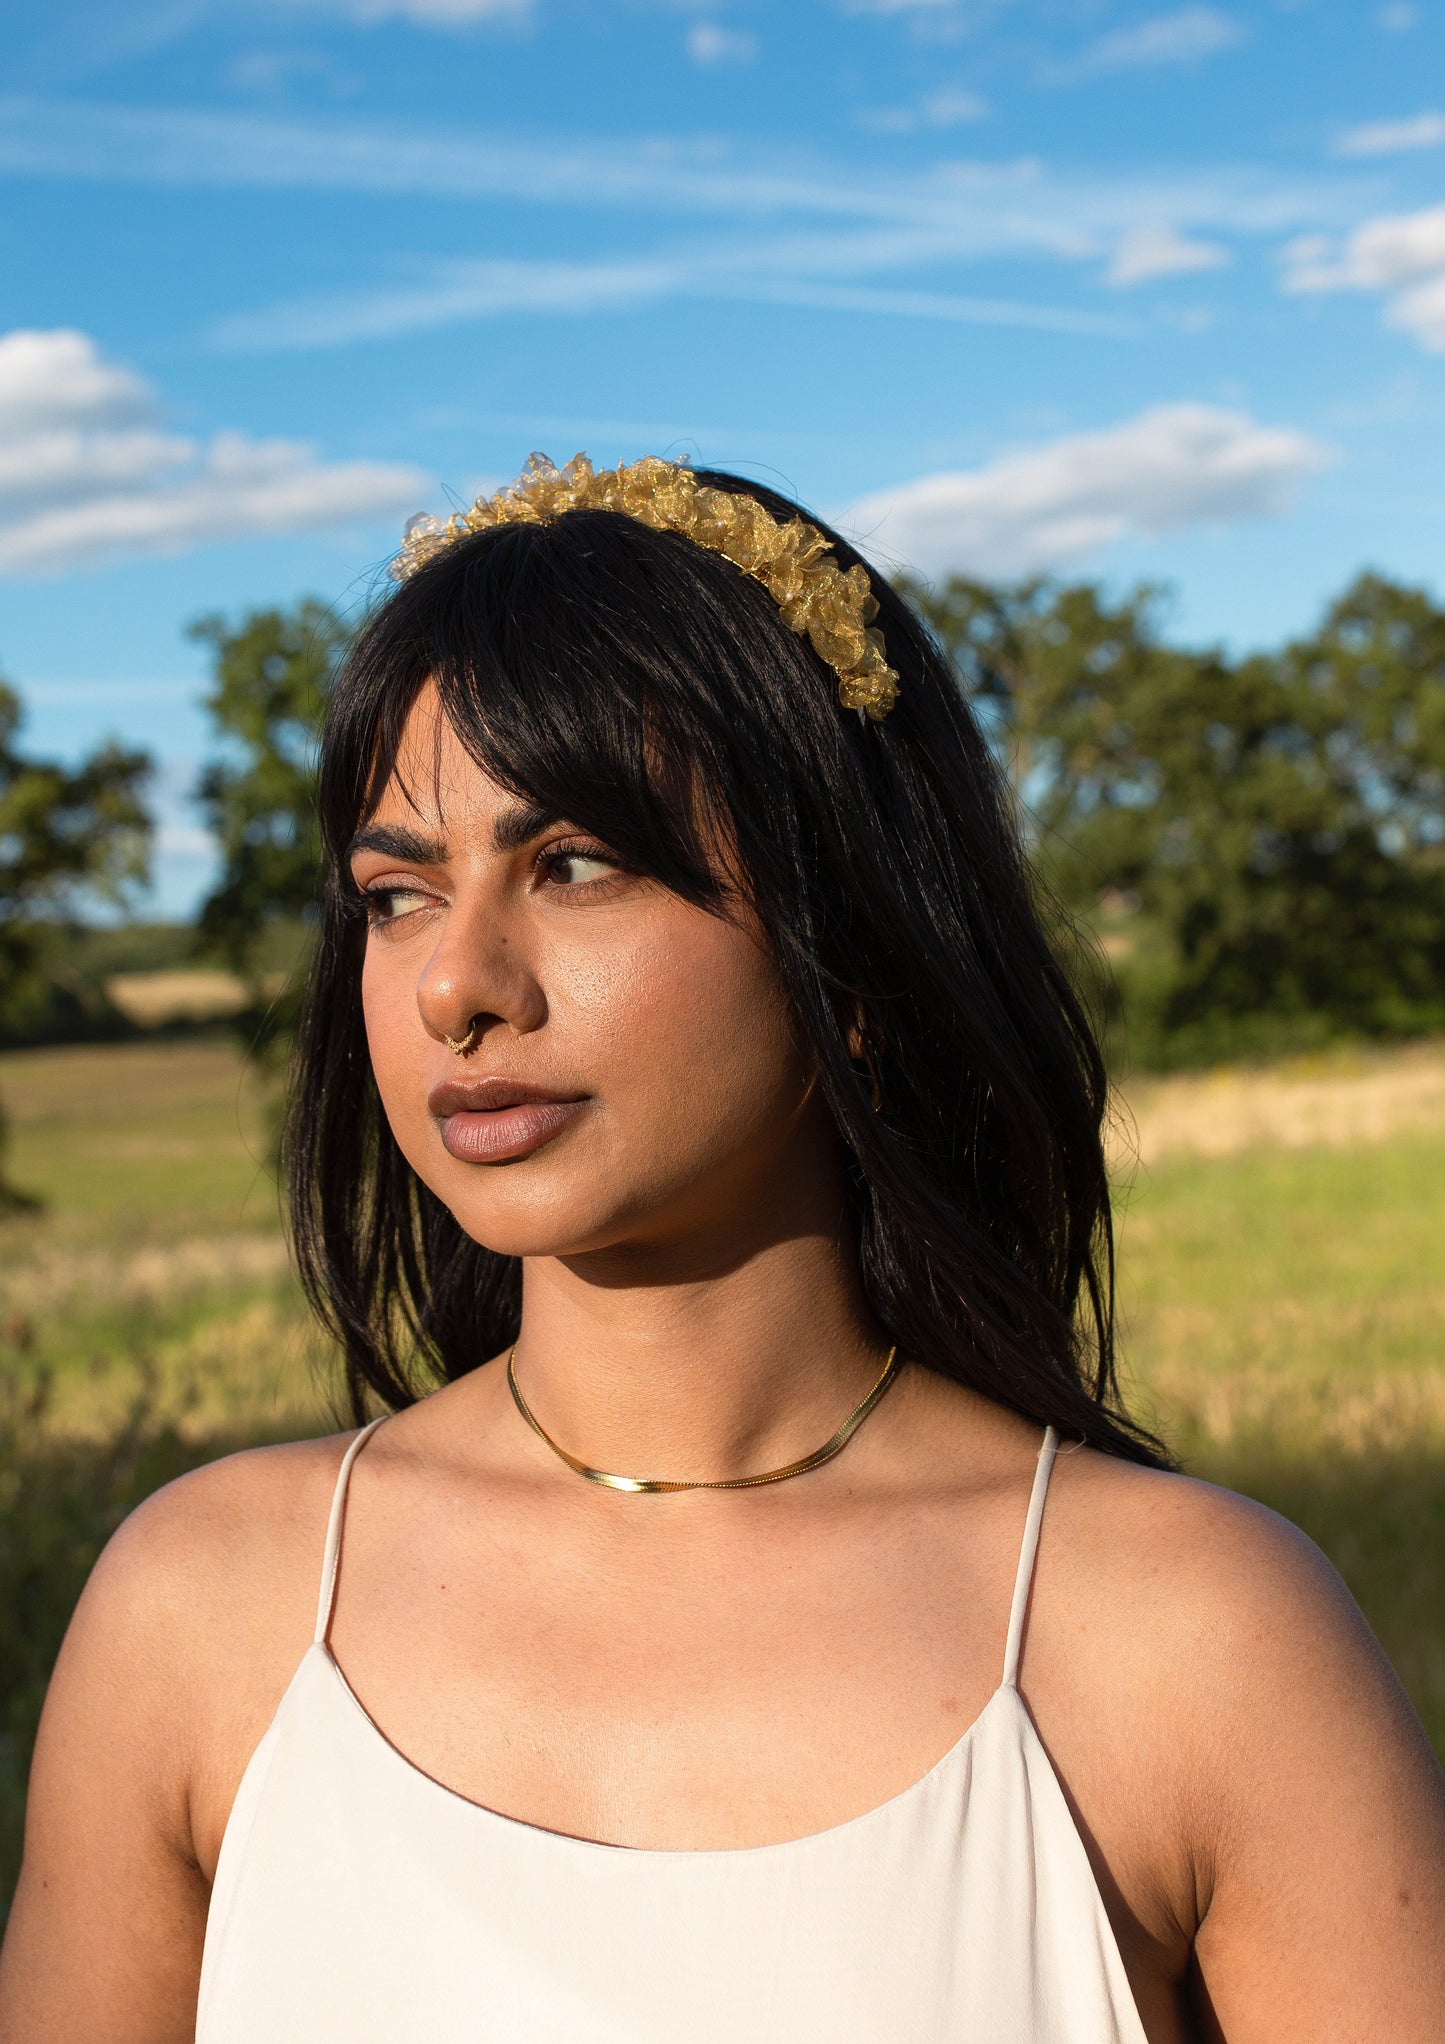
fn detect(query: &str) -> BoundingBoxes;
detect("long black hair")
[286,466,1167,1465]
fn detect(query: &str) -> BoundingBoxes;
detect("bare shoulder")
[1032,1446,1445,1938]
[1038,1446,1395,1718]
[42,1426,367,1861]
[80,1428,360,1666]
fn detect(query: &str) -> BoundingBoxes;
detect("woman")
[1,454,1441,2042]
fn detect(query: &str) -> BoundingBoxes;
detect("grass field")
[1,1035,1443,1910]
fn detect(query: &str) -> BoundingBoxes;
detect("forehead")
[368,681,509,830]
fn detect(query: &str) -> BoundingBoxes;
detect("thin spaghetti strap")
[1001,1426,1059,1689]
[313,1417,387,1647]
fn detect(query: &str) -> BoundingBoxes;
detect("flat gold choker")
[506,1344,900,1495]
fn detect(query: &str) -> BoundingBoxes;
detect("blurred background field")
[3,1028,1442,1914]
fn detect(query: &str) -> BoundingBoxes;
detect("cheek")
[559,907,804,1149]
[360,939,432,1134]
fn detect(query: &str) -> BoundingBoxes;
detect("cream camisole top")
[196,1420,1147,2042]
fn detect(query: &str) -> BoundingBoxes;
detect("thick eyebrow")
[490,801,562,854]
[346,805,562,868]
[346,823,447,866]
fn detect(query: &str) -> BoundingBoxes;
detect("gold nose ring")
[442,1019,481,1057]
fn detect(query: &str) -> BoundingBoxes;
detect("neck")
[509,1142,889,1487]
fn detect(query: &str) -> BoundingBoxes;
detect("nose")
[415,894,547,1052]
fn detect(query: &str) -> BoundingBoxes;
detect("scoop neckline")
[315,1641,1022,1862]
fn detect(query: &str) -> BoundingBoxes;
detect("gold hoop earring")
[442,1019,481,1057]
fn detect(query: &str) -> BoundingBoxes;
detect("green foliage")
[0,676,153,1022]
[910,570,1445,1065]
[0,675,153,1195]
[190,601,349,984]
[68,921,197,976]
[190,601,351,1071]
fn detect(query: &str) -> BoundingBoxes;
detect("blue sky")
[5,0,1445,913]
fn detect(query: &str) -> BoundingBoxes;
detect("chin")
[432,1172,650,1261]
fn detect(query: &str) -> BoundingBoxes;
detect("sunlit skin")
[355,686,889,1476]
[3,683,1445,2043]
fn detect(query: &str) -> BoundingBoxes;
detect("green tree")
[0,675,152,1203]
[191,602,351,1052]
[910,571,1445,1064]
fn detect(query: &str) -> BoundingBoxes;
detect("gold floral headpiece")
[390,452,899,722]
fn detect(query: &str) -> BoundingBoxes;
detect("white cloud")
[1281,202,1445,350]
[0,95,1346,246]
[858,85,987,133]
[1336,111,1445,158]
[0,93,1018,222]
[839,402,1329,580]
[213,256,686,348]
[1338,206,1445,288]
[0,98,1351,365]
[1108,223,1230,284]
[0,326,151,428]
[687,23,757,64]
[228,48,361,95]
[1377,2,1418,29]
[0,328,427,577]
[923,86,987,124]
[1068,6,1244,76]
[212,241,1139,351]
[1385,272,1445,349]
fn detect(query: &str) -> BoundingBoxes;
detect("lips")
[429,1076,590,1165]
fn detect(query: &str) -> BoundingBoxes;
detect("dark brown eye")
[364,885,435,923]
[543,846,619,886]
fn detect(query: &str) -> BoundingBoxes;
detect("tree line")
[3,568,1443,1087]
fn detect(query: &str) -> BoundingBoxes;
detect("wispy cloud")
[857,86,987,134]
[742,279,1136,334]
[0,96,905,221]
[1108,223,1230,284]
[1282,203,1445,350]
[0,95,1350,242]
[0,328,426,577]
[212,244,1139,351]
[686,22,757,65]
[0,97,1361,367]
[201,154,1349,353]
[1063,7,1245,79]
[840,402,1329,579]
[213,256,683,348]
[1336,111,1445,158]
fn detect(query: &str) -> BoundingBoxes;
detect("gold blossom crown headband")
[389,452,900,722]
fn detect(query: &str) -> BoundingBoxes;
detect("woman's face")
[352,684,827,1260]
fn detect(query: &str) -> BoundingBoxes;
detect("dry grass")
[1117,1038,1445,1163]
[105,970,254,1026]
[105,970,289,1028]
[0,1039,330,1440]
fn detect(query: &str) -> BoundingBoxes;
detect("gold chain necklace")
[506,1344,900,1495]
